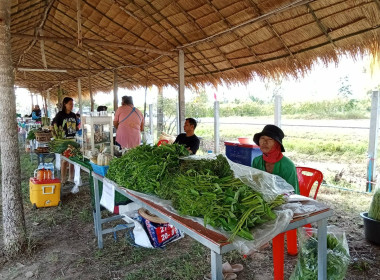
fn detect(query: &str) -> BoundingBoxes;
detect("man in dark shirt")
[174,118,200,154]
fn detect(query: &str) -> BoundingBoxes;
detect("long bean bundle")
[172,171,284,240]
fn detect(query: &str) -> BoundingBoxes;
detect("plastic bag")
[227,158,295,202]
[290,226,350,280]
[158,132,176,144]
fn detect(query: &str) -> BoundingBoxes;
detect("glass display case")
[81,114,114,158]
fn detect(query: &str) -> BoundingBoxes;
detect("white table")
[91,173,333,280]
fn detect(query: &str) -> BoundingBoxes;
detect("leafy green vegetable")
[48,139,80,154]
[26,129,37,140]
[368,188,380,220]
[106,146,285,241]
[106,144,189,197]
[290,232,350,280]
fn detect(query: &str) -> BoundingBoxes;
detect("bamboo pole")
[12,33,175,56]
[178,50,185,134]
[113,70,118,111]
[87,51,94,111]
[39,30,47,68]
[76,0,82,47]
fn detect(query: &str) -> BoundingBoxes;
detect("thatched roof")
[11,0,380,99]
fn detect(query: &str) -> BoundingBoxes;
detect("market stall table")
[91,173,333,280]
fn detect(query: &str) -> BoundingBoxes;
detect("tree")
[0,2,27,256]
[338,75,352,98]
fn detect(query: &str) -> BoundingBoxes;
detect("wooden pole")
[149,104,153,139]
[157,86,164,138]
[178,50,185,134]
[87,51,94,111]
[12,33,175,56]
[113,70,118,111]
[46,89,50,117]
[78,78,82,116]
[76,0,83,47]
[39,30,47,68]
[30,93,34,112]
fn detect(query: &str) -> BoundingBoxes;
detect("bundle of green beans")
[106,144,189,196]
[107,147,285,241]
[172,171,285,240]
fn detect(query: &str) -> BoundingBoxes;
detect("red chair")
[272,167,323,280]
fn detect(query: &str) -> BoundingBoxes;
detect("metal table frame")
[91,172,333,280]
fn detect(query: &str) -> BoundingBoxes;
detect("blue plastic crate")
[225,141,262,167]
[90,162,109,176]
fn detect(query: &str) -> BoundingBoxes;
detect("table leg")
[317,218,327,280]
[94,177,103,249]
[210,250,223,280]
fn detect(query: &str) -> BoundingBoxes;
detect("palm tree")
[0,2,26,256]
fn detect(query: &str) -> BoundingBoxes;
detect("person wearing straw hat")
[252,124,299,194]
[114,96,144,149]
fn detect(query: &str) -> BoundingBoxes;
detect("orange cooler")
[29,178,61,208]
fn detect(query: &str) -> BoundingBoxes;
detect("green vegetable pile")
[106,146,285,240]
[368,187,380,221]
[106,144,189,197]
[290,232,350,280]
[26,129,37,140]
[48,139,80,154]
[172,171,284,240]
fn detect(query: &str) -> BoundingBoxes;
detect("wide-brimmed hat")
[253,125,285,152]
[138,208,167,224]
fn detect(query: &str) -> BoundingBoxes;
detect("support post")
[31,93,34,111]
[149,104,153,139]
[157,86,164,138]
[113,70,118,112]
[274,95,282,127]
[214,101,220,154]
[178,50,185,135]
[78,78,82,116]
[367,90,379,192]
[46,89,50,117]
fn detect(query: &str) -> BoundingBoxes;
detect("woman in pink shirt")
[113,96,144,148]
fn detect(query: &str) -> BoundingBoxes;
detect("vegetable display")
[368,187,380,220]
[48,139,80,155]
[52,122,66,139]
[27,129,37,140]
[106,147,285,241]
[106,144,190,196]
[290,232,350,280]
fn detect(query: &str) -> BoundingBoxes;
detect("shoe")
[222,262,244,273]
[203,272,237,280]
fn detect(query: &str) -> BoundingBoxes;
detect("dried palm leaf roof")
[11,0,380,100]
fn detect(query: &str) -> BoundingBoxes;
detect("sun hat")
[138,208,167,224]
[253,124,285,152]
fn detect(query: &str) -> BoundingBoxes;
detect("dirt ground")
[1,121,380,279]
[0,175,379,280]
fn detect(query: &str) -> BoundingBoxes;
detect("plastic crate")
[224,141,262,167]
[90,162,109,176]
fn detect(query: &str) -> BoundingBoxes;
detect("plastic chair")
[157,139,169,146]
[272,167,323,280]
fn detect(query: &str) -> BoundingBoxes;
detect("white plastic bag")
[290,226,350,280]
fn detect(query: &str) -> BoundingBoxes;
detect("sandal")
[222,262,244,273]
[203,272,237,280]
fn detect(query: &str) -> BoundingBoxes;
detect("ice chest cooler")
[29,178,61,208]
[224,141,262,167]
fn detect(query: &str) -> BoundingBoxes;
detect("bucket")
[360,212,380,245]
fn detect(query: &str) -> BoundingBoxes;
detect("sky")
[15,54,377,116]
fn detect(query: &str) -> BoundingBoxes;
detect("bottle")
[37,169,45,181]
